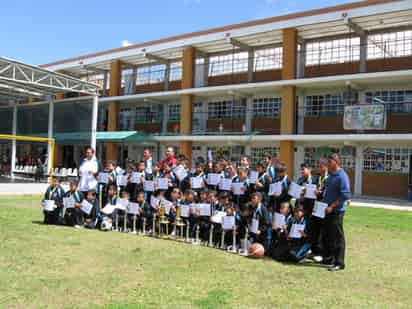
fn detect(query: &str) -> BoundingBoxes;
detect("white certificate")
[101,204,116,215]
[269,182,283,196]
[231,183,244,195]
[190,176,204,189]
[222,216,235,230]
[150,196,160,209]
[199,203,211,216]
[207,173,221,186]
[116,175,128,186]
[304,184,317,200]
[81,200,93,215]
[131,172,142,184]
[289,223,305,239]
[174,166,187,181]
[162,200,173,215]
[156,178,169,190]
[116,198,128,210]
[98,172,110,184]
[272,213,286,229]
[180,204,190,217]
[312,201,328,219]
[128,202,140,215]
[288,182,303,199]
[249,218,259,234]
[219,178,232,191]
[43,200,55,211]
[63,197,75,209]
[249,171,259,184]
[211,211,225,224]
[144,180,155,192]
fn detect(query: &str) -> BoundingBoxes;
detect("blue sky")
[0,0,353,65]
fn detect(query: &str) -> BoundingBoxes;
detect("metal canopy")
[0,57,100,101]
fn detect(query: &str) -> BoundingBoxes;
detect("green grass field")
[0,196,411,309]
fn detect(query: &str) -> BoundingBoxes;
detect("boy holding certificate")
[63,180,83,226]
[286,205,311,262]
[100,160,117,206]
[42,177,65,225]
[82,189,100,229]
[271,202,292,261]
[232,167,251,207]
[270,163,291,213]
[297,163,318,216]
[249,192,271,254]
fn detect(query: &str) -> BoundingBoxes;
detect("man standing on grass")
[322,153,351,272]
[78,146,100,196]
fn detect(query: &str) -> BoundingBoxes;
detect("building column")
[180,46,196,162]
[245,96,253,132]
[47,96,54,172]
[294,145,305,178]
[359,33,367,73]
[355,145,364,195]
[247,49,254,82]
[279,28,298,178]
[10,103,17,178]
[106,60,122,162]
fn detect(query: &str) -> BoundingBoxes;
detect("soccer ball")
[248,243,265,258]
[101,219,112,231]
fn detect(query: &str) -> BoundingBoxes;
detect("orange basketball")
[248,243,265,258]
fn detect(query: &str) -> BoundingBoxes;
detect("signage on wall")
[343,104,386,130]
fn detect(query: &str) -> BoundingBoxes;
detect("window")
[83,73,109,90]
[136,64,166,85]
[368,30,412,59]
[169,62,182,81]
[306,37,360,65]
[254,47,283,71]
[363,148,412,173]
[208,100,246,119]
[209,52,249,76]
[135,105,162,123]
[304,94,347,116]
[120,108,133,130]
[252,97,281,118]
[168,103,180,121]
[251,147,279,165]
[365,89,412,113]
[304,147,355,171]
[207,146,245,162]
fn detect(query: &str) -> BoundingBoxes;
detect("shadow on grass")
[193,289,232,309]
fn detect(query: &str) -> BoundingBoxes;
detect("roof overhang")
[0,57,99,102]
[42,0,412,76]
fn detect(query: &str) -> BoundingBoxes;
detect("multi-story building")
[1,0,412,199]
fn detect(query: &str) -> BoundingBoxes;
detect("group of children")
[42,154,330,263]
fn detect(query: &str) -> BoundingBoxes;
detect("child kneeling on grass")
[42,177,65,225]
[79,189,100,229]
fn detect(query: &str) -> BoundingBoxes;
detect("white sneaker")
[74,225,83,229]
[313,255,323,263]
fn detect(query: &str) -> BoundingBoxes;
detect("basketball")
[248,243,265,258]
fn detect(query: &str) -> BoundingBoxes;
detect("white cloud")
[121,40,133,47]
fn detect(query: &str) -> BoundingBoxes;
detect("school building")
[1,0,412,199]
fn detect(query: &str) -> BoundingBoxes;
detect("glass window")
[304,146,355,171]
[169,62,182,81]
[363,147,412,173]
[252,97,281,118]
[365,89,412,113]
[207,100,246,119]
[136,64,166,85]
[254,47,283,71]
[209,52,249,76]
[168,103,181,121]
[304,94,348,116]
[120,108,134,131]
[306,37,360,65]
[251,147,279,165]
[368,30,412,59]
[135,105,162,123]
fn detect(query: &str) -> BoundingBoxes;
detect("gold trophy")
[185,220,191,243]
[174,206,186,241]
[158,202,169,239]
[220,229,226,250]
[151,213,157,237]
[192,224,201,245]
[141,217,147,235]
[227,225,238,254]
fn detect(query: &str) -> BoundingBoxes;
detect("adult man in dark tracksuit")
[322,153,351,272]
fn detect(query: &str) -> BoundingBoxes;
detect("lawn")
[0,196,411,309]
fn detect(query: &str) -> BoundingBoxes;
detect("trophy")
[151,214,157,237]
[220,229,226,250]
[192,224,201,245]
[123,211,128,233]
[130,215,137,234]
[208,224,214,248]
[141,217,147,235]
[185,220,191,243]
[158,202,169,239]
[114,212,120,232]
[174,206,186,241]
[227,225,238,254]
[238,227,249,256]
